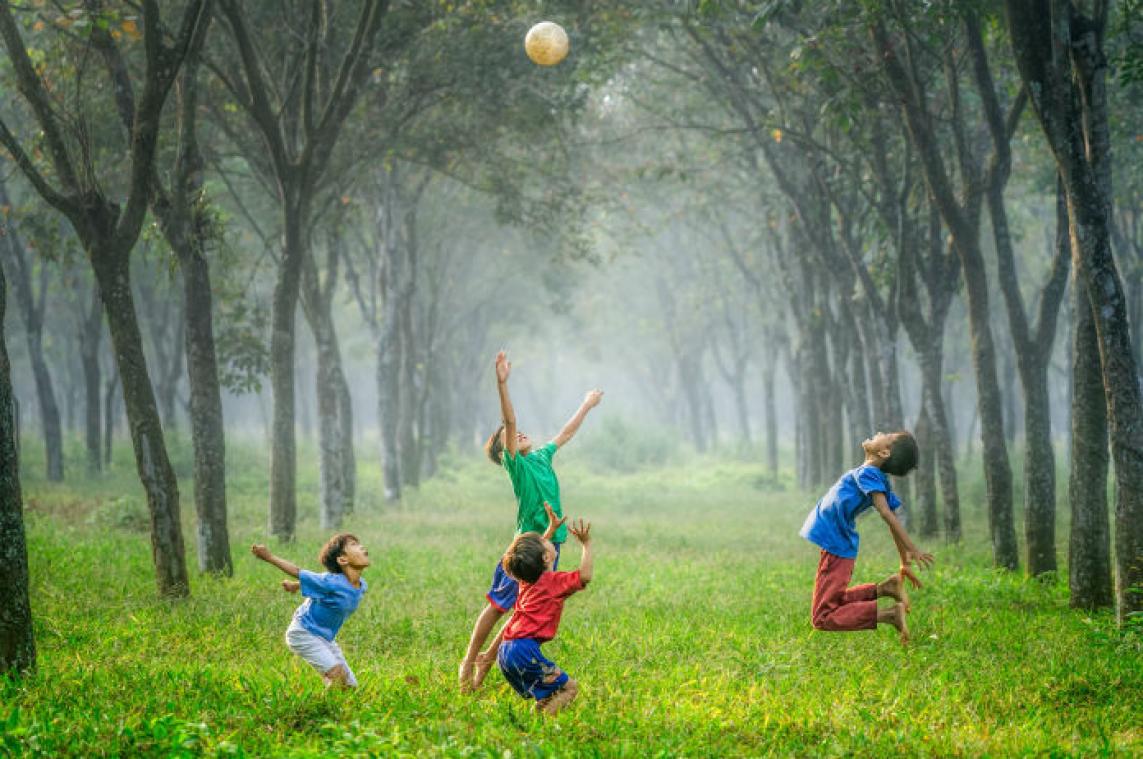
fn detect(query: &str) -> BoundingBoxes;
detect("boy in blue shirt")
[800,431,933,644]
[252,533,370,688]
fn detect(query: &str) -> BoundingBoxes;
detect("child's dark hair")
[318,532,359,574]
[502,532,547,584]
[881,432,919,477]
[485,424,505,465]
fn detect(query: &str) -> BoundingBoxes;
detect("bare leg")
[877,572,910,612]
[459,603,505,692]
[877,603,909,645]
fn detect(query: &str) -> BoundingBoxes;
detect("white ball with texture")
[524,21,569,66]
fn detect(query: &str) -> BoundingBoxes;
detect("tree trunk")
[762,354,778,478]
[310,314,351,529]
[78,285,103,475]
[93,252,188,597]
[913,405,939,539]
[268,195,307,540]
[0,263,35,674]
[182,252,232,575]
[920,344,962,543]
[104,367,119,468]
[1069,272,1113,608]
[0,179,64,482]
[337,371,355,515]
[1005,0,1143,624]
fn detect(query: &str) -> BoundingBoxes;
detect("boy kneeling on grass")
[252,534,370,688]
[800,431,934,645]
[493,508,593,716]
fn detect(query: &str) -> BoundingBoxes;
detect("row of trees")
[2,0,1141,678]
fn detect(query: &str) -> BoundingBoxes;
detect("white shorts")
[285,620,358,687]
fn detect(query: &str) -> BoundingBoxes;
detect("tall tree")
[211,0,386,539]
[873,9,1020,569]
[965,16,1070,576]
[0,0,210,596]
[0,240,35,675]
[1006,0,1143,621]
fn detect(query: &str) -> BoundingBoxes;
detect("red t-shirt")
[502,570,585,643]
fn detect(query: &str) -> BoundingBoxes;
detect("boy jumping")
[497,514,594,715]
[800,431,933,644]
[458,350,602,692]
[252,534,370,688]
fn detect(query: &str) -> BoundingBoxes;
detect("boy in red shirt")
[496,514,593,715]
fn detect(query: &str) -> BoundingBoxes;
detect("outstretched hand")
[495,351,511,383]
[583,389,603,408]
[251,544,272,562]
[569,518,592,545]
[543,501,568,539]
[899,564,923,589]
[906,549,935,570]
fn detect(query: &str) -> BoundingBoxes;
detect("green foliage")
[7,438,1142,756]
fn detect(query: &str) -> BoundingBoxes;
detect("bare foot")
[540,680,579,715]
[472,652,495,690]
[880,603,910,646]
[458,659,475,694]
[878,572,910,612]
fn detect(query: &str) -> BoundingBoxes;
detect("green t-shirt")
[502,441,566,543]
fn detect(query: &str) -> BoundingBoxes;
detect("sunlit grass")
[3,436,1140,756]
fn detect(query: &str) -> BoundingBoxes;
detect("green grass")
[3,437,1140,757]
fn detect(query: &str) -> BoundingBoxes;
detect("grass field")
[2,436,1141,757]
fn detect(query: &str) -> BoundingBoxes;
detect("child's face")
[862,431,897,463]
[503,429,533,455]
[338,540,371,571]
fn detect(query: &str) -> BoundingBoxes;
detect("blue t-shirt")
[292,570,367,641]
[799,464,903,559]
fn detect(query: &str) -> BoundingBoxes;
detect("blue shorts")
[486,542,561,612]
[497,638,569,701]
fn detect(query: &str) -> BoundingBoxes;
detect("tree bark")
[762,350,778,478]
[104,367,119,468]
[1069,271,1113,608]
[0,261,35,675]
[93,252,189,596]
[77,283,103,475]
[913,405,939,539]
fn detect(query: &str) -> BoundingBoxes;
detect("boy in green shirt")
[458,350,602,693]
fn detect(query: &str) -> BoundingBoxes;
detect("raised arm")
[251,544,301,578]
[495,351,518,458]
[552,390,603,448]
[569,518,593,584]
[872,493,934,586]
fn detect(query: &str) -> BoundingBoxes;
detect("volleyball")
[524,21,569,66]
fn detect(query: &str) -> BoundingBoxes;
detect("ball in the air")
[525,21,569,66]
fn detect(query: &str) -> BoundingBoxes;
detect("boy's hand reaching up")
[542,501,568,540]
[569,518,592,544]
[495,351,511,384]
[282,580,300,593]
[251,544,272,562]
[583,389,603,408]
